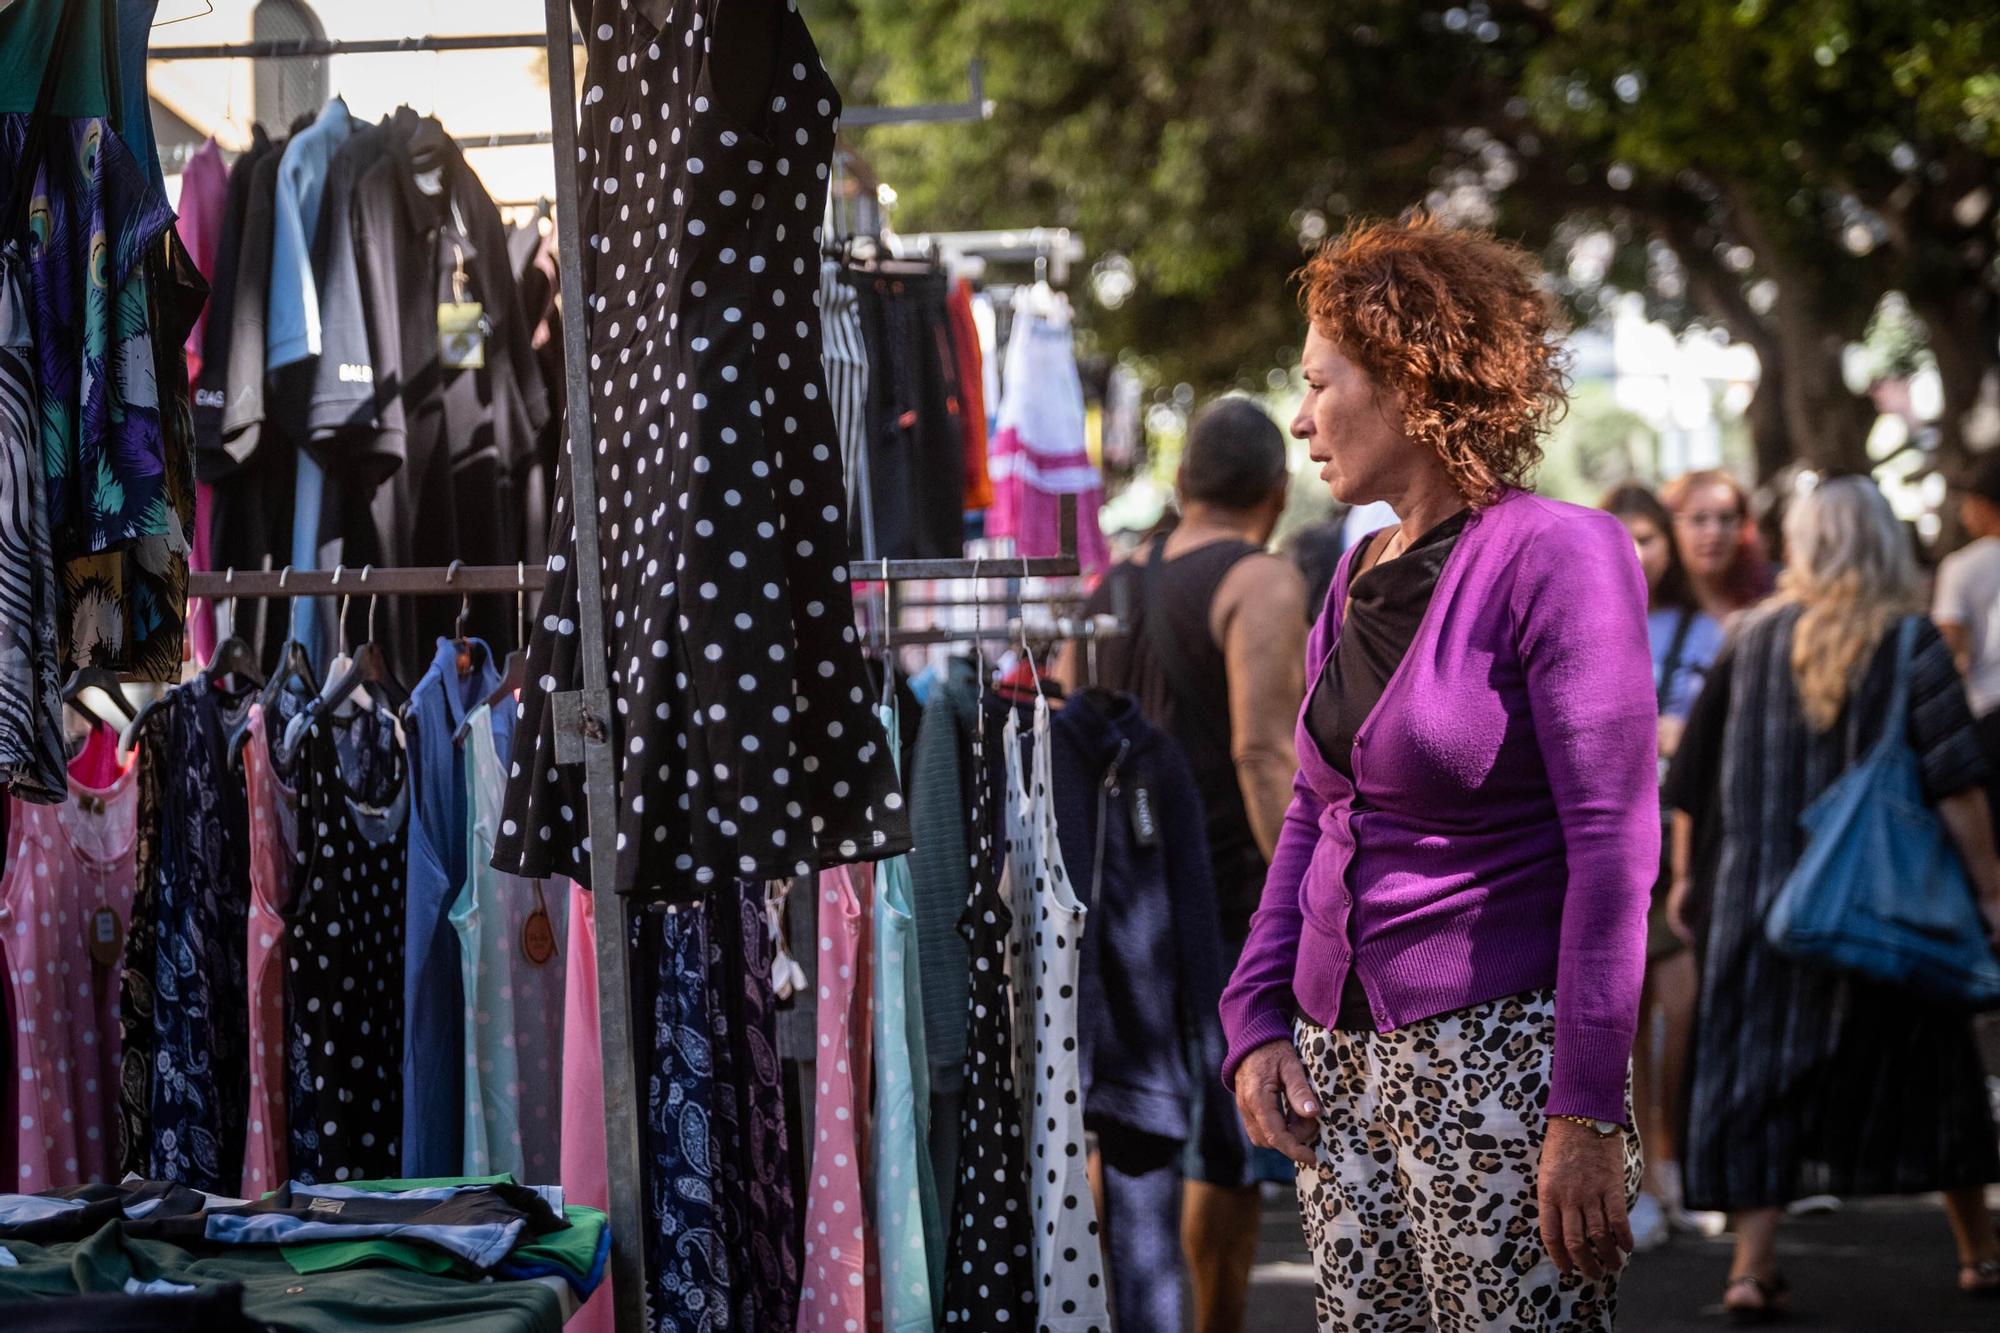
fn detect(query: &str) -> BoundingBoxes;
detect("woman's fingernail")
[1300,1101,1316,1114]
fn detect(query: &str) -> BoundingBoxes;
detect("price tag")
[438,301,487,369]
[522,881,557,966]
[89,907,123,968]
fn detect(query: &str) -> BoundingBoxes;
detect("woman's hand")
[1666,876,1695,945]
[1537,1119,1634,1280]
[1656,714,1685,761]
[1231,1041,1321,1166]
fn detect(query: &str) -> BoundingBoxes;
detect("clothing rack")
[157,16,1039,1333]
[149,32,579,60]
[884,611,1122,650]
[183,497,1080,600]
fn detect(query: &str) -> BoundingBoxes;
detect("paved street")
[1240,1185,2000,1331]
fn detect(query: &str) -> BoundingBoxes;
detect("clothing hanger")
[232,567,318,769]
[60,665,138,731]
[119,571,267,760]
[459,563,530,742]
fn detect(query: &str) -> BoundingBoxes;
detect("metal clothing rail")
[182,497,1079,599]
[885,611,1121,649]
[148,32,577,59]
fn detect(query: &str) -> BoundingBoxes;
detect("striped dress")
[0,243,65,802]
[1665,605,2000,1211]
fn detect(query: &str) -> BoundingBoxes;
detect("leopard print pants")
[1291,990,1643,1332]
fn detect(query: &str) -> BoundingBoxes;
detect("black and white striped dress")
[0,243,65,803]
[1665,605,2000,1210]
[818,261,873,559]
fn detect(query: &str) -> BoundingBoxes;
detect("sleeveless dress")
[795,864,867,1331]
[241,703,299,1197]
[497,0,908,899]
[456,700,567,1180]
[1,740,137,1192]
[868,703,940,1332]
[942,701,1036,1326]
[285,709,408,1184]
[1004,699,1108,1333]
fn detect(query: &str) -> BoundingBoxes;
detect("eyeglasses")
[1675,510,1742,532]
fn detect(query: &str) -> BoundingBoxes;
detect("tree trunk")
[1744,356,1791,482]
[1910,287,2000,472]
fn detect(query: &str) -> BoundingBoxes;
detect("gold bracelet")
[1551,1114,1623,1136]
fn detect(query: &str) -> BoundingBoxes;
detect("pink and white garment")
[986,293,1109,573]
[796,864,871,1331]
[560,881,613,1333]
[0,744,138,1191]
[239,703,297,1197]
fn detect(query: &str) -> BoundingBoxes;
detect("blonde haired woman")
[1665,475,2000,1319]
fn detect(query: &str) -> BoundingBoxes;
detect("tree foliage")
[814,0,2000,478]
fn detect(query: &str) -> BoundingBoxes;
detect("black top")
[1306,507,1468,1030]
[1084,533,1269,943]
[1306,509,1470,781]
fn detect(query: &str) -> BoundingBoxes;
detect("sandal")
[1961,1259,2000,1296]
[1722,1273,1791,1324]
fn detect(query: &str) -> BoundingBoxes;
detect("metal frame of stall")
[163,13,1084,1330]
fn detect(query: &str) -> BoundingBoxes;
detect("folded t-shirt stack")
[0,1175,609,1330]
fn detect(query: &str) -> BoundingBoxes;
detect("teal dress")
[453,701,568,1181]
[871,699,946,1329]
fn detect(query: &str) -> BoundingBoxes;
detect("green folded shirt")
[272,1175,605,1286]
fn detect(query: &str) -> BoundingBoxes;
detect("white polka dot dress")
[1002,700,1107,1333]
[497,0,910,899]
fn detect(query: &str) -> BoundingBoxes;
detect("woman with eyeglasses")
[1661,470,1773,626]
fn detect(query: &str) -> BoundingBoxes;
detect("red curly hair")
[1296,212,1569,507]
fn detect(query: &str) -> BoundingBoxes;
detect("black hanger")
[458,563,530,742]
[61,665,138,729]
[229,567,318,770]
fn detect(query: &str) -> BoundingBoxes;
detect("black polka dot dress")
[943,707,1036,1326]
[285,711,409,1184]
[497,0,910,899]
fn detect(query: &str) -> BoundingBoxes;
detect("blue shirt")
[1648,606,1727,720]
[400,638,499,1175]
[270,99,353,667]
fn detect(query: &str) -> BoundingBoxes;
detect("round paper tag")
[522,908,557,966]
[89,906,124,968]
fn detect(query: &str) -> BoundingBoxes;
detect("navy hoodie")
[1048,689,1226,1142]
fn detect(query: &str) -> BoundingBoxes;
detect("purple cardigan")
[1218,490,1658,1123]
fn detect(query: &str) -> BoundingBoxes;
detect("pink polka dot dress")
[239,703,297,1197]
[1,747,138,1192]
[795,862,868,1330]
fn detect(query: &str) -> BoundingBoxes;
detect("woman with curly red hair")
[1219,214,1659,1330]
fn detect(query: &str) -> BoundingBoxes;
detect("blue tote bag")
[1764,616,2000,1008]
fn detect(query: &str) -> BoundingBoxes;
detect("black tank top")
[1084,533,1267,943]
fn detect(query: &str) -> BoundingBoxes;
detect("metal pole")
[540,4,650,1331]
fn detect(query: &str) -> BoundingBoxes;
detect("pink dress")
[560,880,613,1333]
[796,864,870,1331]
[0,739,138,1191]
[240,704,298,1196]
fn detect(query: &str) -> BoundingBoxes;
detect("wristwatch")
[1553,1114,1623,1136]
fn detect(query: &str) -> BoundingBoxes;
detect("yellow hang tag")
[438,301,487,369]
